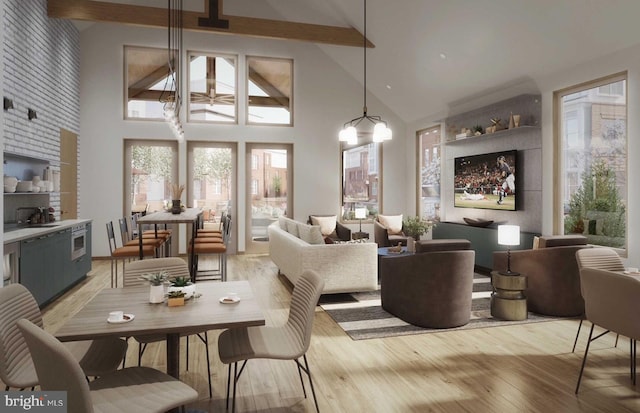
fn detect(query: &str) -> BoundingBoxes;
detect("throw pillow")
[285,219,299,237]
[378,214,403,234]
[310,215,337,236]
[297,224,324,245]
[309,226,325,244]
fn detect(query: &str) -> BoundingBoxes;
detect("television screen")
[454,150,517,211]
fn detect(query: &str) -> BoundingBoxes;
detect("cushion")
[378,214,403,235]
[310,215,337,236]
[297,224,324,245]
[324,236,334,244]
[278,216,288,230]
[538,235,587,248]
[415,239,471,253]
[285,219,299,237]
[532,236,540,249]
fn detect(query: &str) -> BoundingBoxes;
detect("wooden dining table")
[54,281,265,380]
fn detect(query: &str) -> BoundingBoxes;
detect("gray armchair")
[374,216,408,247]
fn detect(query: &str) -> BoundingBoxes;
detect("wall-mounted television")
[454,150,517,211]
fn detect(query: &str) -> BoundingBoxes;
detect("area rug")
[320,275,564,340]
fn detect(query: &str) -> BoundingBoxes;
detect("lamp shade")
[498,225,520,246]
[355,207,367,219]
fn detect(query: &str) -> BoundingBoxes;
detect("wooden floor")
[35,255,640,412]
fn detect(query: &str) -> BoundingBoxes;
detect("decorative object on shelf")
[160,0,185,142]
[338,0,391,145]
[355,207,367,233]
[3,97,14,111]
[140,271,169,303]
[168,276,195,299]
[403,216,434,240]
[463,217,494,227]
[490,117,504,131]
[27,108,37,121]
[498,225,520,275]
[508,112,515,129]
[472,125,484,135]
[167,290,186,307]
[513,114,521,127]
[171,183,185,214]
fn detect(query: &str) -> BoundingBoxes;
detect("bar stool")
[106,221,157,287]
[189,215,231,282]
[118,218,165,257]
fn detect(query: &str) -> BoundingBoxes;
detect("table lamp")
[498,224,520,275]
[355,207,367,233]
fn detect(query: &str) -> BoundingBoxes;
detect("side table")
[352,231,369,240]
[490,270,528,321]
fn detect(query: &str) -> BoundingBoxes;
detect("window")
[342,142,381,220]
[417,126,441,220]
[124,46,173,120]
[555,73,627,250]
[251,154,259,170]
[213,179,222,195]
[188,52,237,123]
[251,179,259,195]
[246,56,293,126]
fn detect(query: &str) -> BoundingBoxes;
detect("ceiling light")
[439,53,447,60]
[338,0,391,145]
[160,0,184,142]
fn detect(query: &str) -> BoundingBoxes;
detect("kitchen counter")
[4,219,92,244]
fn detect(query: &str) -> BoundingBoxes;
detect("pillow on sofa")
[297,224,324,245]
[378,214,403,234]
[310,215,337,236]
[285,219,299,237]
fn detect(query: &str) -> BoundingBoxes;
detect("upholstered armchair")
[493,235,589,317]
[307,215,351,241]
[374,214,409,247]
[380,241,475,328]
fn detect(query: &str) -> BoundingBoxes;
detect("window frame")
[245,55,294,127]
[340,138,383,222]
[416,125,442,221]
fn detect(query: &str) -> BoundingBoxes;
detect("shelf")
[445,125,539,145]
[4,192,53,196]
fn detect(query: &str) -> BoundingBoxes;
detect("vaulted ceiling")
[54,0,640,123]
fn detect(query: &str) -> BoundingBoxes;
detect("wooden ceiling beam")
[47,0,374,48]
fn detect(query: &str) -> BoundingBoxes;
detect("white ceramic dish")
[107,313,135,323]
[219,296,240,304]
[4,185,16,193]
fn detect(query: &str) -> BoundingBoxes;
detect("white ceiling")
[75,0,640,123]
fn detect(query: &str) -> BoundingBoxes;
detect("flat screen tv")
[454,150,517,211]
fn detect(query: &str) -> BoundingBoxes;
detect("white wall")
[79,23,406,256]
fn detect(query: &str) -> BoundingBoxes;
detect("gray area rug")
[320,275,564,340]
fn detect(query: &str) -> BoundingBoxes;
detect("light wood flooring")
[34,255,640,412]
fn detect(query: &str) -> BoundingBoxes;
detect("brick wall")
[2,0,80,219]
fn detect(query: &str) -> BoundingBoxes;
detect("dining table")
[54,280,265,380]
[137,208,203,280]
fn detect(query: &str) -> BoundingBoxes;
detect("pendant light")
[159,0,184,141]
[338,0,392,145]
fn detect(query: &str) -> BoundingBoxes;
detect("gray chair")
[380,249,475,328]
[573,247,625,352]
[218,270,324,413]
[0,284,127,390]
[373,216,409,247]
[124,257,213,398]
[307,215,351,241]
[17,318,198,412]
[575,268,640,393]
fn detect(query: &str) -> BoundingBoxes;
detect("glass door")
[245,143,293,254]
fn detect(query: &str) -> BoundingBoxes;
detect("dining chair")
[189,214,231,282]
[129,213,173,255]
[118,217,165,256]
[123,257,213,398]
[575,267,640,393]
[573,248,625,352]
[106,221,157,287]
[17,319,198,413]
[218,269,324,413]
[0,284,127,390]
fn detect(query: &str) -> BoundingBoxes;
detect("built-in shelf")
[4,192,56,196]
[445,125,539,145]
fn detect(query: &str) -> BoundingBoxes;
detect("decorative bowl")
[463,218,494,227]
[4,185,16,193]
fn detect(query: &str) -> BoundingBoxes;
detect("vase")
[149,284,165,303]
[171,199,181,214]
[407,237,416,253]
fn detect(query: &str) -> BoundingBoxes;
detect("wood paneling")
[60,128,77,220]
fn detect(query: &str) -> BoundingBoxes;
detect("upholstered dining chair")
[17,319,198,413]
[0,284,127,390]
[575,267,640,393]
[123,257,213,398]
[573,247,625,352]
[218,270,324,413]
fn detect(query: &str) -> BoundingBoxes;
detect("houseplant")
[171,183,185,214]
[140,271,169,303]
[168,276,195,299]
[167,290,186,307]
[403,216,434,252]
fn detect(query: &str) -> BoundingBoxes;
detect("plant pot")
[171,199,182,214]
[168,297,185,307]
[168,284,195,299]
[407,237,416,253]
[149,284,165,303]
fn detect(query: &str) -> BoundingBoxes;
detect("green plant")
[140,271,169,286]
[167,290,186,299]
[402,216,434,239]
[472,124,484,133]
[170,276,192,287]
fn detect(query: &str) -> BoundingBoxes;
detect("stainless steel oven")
[71,224,87,261]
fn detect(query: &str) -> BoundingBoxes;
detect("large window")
[124,46,173,120]
[555,73,627,250]
[188,52,237,123]
[417,126,441,220]
[342,142,381,220]
[246,56,293,126]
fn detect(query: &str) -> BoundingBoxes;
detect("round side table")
[490,270,528,321]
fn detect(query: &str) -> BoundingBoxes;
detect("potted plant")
[171,183,185,214]
[403,216,434,252]
[167,290,186,307]
[168,276,195,299]
[140,271,169,303]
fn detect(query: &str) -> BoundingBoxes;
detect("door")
[245,143,293,254]
[60,129,78,219]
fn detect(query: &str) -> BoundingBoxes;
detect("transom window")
[188,52,237,123]
[246,56,293,126]
[124,46,172,120]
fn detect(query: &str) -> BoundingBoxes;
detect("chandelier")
[160,0,184,141]
[338,0,392,145]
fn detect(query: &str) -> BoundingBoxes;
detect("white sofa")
[268,218,378,294]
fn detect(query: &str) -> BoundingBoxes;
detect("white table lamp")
[498,225,520,275]
[355,208,367,233]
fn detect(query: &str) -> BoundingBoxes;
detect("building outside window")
[417,126,441,220]
[342,142,380,220]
